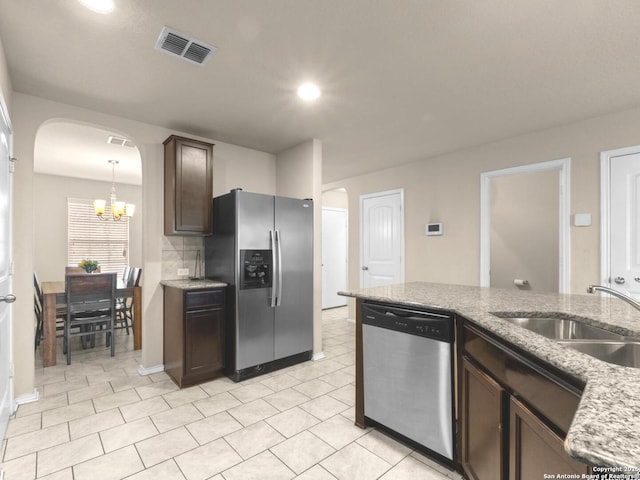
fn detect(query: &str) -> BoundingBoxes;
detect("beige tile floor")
[1,307,463,480]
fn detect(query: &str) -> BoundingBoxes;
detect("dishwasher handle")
[364,302,451,321]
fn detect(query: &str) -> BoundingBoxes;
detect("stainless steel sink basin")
[557,341,640,368]
[497,316,625,341]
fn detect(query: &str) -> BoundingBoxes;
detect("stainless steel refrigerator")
[205,189,314,381]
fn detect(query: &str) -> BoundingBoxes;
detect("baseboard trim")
[14,389,40,407]
[137,364,165,376]
[312,352,326,361]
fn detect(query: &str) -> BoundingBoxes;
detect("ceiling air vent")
[155,26,216,66]
[107,135,135,148]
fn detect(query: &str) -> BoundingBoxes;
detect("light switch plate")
[177,268,189,276]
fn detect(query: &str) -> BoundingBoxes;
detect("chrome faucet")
[586,285,640,312]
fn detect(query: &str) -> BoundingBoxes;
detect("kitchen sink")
[496,316,625,341]
[557,340,640,368]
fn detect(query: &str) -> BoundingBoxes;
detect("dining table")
[40,279,142,367]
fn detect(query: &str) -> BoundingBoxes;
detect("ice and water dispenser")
[240,250,272,289]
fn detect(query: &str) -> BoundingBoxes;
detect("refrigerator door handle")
[276,229,283,306]
[270,229,277,307]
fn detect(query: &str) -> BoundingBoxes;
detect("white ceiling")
[34,121,142,185]
[2,1,640,184]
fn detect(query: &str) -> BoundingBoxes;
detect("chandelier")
[93,159,135,221]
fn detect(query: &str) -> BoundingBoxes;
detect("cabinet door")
[509,396,588,480]
[461,356,506,480]
[164,136,213,235]
[185,307,224,376]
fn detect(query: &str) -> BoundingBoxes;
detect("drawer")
[185,288,225,309]
[463,322,583,436]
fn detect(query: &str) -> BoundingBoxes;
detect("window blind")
[68,200,129,274]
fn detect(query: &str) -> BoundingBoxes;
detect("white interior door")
[0,98,13,443]
[361,189,404,288]
[322,208,348,309]
[609,152,640,297]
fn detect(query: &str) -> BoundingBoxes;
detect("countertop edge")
[160,279,227,289]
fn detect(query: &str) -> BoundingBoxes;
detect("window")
[68,199,129,273]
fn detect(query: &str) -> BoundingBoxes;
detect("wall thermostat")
[426,223,443,236]
[574,213,591,227]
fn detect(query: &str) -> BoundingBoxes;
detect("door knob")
[362,266,369,271]
[0,294,16,303]
[614,276,626,285]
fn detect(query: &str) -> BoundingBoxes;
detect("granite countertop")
[340,282,640,469]
[160,278,227,289]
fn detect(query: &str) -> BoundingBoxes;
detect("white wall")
[322,189,348,210]
[276,140,323,357]
[212,142,276,197]
[324,106,640,318]
[11,92,277,396]
[0,35,12,113]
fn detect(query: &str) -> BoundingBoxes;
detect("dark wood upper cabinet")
[164,135,214,235]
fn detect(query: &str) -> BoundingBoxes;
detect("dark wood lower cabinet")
[461,357,506,480]
[163,286,225,387]
[459,321,590,479]
[185,307,224,377]
[509,396,589,480]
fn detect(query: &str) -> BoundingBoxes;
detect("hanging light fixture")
[94,160,135,221]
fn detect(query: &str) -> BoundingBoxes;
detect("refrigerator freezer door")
[236,287,275,369]
[274,197,314,360]
[237,191,274,250]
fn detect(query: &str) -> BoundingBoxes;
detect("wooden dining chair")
[33,272,67,349]
[122,266,132,285]
[33,272,43,349]
[116,267,141,334]
[65,272,116,365]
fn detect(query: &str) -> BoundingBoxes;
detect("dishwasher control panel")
[362,301,453,343]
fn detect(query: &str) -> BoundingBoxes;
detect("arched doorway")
[32,119,143,359]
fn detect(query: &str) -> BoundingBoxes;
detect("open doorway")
[322,188,348,309]
[32,120,143,359]
[33,120,142,280]
[480,159,570,293]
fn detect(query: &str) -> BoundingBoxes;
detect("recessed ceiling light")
[297,83,321,101]
[78,0,114,14]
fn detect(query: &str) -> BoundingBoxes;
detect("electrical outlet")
[177,268,189,276]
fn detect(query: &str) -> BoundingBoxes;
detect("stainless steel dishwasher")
[362,301,455,463]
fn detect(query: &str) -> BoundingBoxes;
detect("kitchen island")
[340,282,640,471]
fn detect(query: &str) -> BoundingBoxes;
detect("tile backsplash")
[161,236,205,280]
